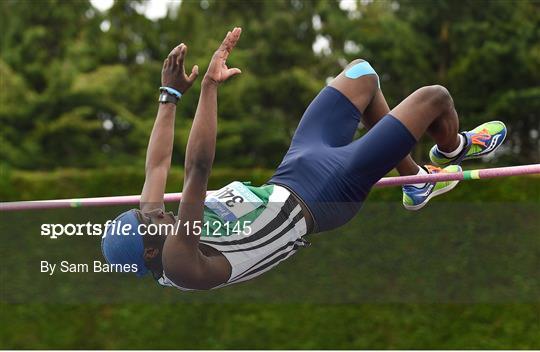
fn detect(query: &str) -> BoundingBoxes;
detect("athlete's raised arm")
[140,43,198,213]
[162,28,242,289]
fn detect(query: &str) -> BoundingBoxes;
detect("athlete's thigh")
[291,60,379,147]
[291,85,361,147]
[344,114,417,190]
[389,85,451,140]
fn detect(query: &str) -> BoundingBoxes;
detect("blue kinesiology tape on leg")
[345,61,380,87]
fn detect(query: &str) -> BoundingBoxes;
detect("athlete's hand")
[161,43,199,94]
[204,27,242,85]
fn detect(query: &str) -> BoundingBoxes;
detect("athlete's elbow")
[184,158,212,178]
[162,260,215,291]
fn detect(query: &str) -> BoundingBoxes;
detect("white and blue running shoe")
[402,165,462,211]
[429,121,507,166]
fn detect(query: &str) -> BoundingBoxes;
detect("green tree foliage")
[319,0,540,162]
[1,0,538,171]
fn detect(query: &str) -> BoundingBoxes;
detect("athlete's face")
[139,210,177,280]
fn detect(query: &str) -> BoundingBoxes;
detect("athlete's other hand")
[161,43,199,94]
[204,27,242,85]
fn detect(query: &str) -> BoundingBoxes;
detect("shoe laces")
[470,128,491,147]
[425,165,443,174]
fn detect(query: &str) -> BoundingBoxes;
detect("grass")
[1,172,539,349]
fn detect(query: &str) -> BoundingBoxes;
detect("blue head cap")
[101,209,149,277]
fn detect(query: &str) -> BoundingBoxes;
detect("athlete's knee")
[417,85,453,110]
[328,59,380,112]
[342,59,379,88]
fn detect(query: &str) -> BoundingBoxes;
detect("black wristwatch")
[158,91,179,105]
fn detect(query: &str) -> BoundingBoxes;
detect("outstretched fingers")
[167,44,183,68]
[204,27,242,84]
[188,65,199,84]
[177,44,187,68]
[224,67,241,80]
[218,27,242,58]
[175,44,198,83]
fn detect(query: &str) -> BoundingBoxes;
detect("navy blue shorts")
[268,86,417,232]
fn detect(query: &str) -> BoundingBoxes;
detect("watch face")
[159,93,177,104]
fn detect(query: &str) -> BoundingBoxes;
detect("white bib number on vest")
[205,181,263,221]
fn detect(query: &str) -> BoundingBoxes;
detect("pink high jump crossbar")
[1,164,539,212]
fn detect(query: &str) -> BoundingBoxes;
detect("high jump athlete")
[102,28,506,290]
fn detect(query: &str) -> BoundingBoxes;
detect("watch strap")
[159,86,182,98]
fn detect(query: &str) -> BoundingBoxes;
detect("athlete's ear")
[143,247,160,260]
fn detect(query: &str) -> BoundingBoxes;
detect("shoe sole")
[430,121,507,165]
[403,180,460,211]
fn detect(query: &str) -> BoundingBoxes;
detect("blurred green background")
[1,0,539,349]
[1,0,539,170]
